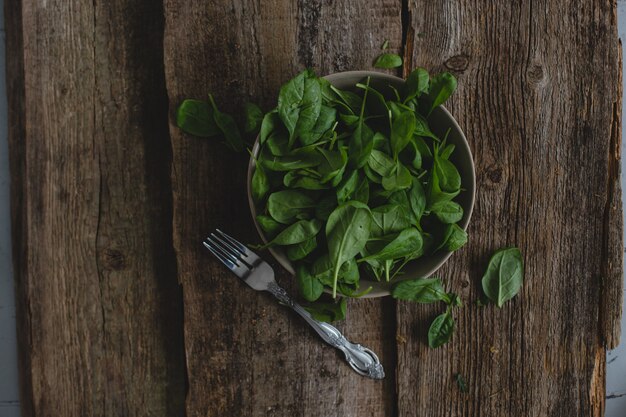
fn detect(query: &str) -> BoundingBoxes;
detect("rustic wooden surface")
[396,1,623,416]
[162,1,401,416]
[5,0,185,416]
[6,0,623,417]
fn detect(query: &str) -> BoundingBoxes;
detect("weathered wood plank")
[397,1,622,416]
[162,1,401,416]
[6,1,186,415]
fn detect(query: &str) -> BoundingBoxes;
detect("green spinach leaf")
[208,95,246,152]
[296,264,324,301]
[373,53,403,69]
[326,201,372,297]
[267,190,316,224]
[481,247,524,307]
[428,309,454,348]
[277,69,322,147]
[244,102,263,134]
[426,72,457,115]
[392,277,448,303]
[176,99,219,137]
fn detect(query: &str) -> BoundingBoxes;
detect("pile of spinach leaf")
[176,68,469,339]
[249,68,466,299]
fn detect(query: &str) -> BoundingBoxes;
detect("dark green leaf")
[260,110,281,144]
[404,67,429,102]
[176,99,219,137]
[256,215,283,239]
[481,247,524,307]
[392,277,448,303]
[304,298,347,322]
[267,190,316,224]
[300,105,337,146]
[244,102,263,134]
[336,170,359,204]
[414,113,439,140]
[296,264,324,301]
[317,147,348,184]
[370,204,411,237]
[361,228,423,261]
[348,121,374,168]
[265,130,289,156]
[353,175,370,204]
[408,178,426,224]
[315,193,338,220]
[330,86,363,114]
[391,111,416,158]
[437,223,468,251]
[426,72,457,114]
[277,69,322,147]
[368,149,396,177]
[268,219,322,246]
[262,149,321,171]
[373,53,403,69]
[326,201,372,297]
[382,163,412,192]
[430,200,464,224]
[208,95,246,152]
[251,164,270,203]
[428,310,454,348]
[287,236,318,261]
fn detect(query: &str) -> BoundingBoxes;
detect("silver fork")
[203,229,385,380]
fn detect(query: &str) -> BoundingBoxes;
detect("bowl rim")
[246,70,476,298]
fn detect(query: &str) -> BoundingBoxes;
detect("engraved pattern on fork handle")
[266,282,385,380]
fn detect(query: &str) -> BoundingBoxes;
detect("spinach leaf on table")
[176,99,219,137]
[428,308,455,348]
[481,247,524,307]
[373,53,403,69]
[208,94,246,152]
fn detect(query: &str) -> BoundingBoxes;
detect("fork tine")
[203,241,236,270]
[206,236,241,265]
[204,238,250,277]
[210,233,249,265]
[216,229,260,262]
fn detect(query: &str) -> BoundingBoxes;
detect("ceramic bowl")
[247,70,475,297]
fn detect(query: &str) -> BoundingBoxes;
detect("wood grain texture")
[6,0,185,416]
[396,1,623,416]
[162,1,401,416]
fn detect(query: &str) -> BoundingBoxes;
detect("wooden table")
[5,1,623,416]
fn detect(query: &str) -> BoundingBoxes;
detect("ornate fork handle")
[266,282,385,380]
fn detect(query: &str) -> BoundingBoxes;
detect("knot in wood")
[101,248,127,271]
[444,54,469,72]
[486,166,503,184]
[527,64,545,87]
